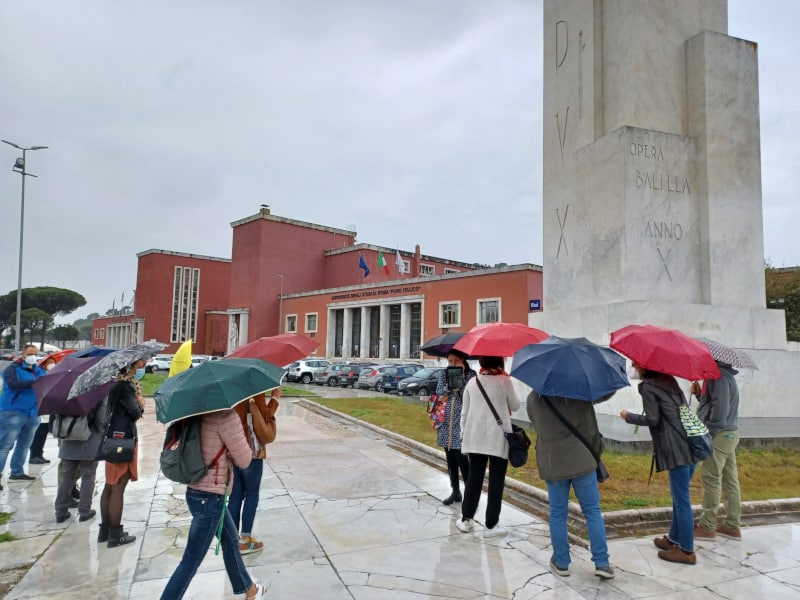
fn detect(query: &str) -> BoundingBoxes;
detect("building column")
[399,303,410,359]
[326,308,336,356]
[342,308,353,358]
[360,306,369,359]
[379,304,390,359]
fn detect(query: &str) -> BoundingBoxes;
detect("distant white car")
[145,355,174,373]
[190,355,212,367]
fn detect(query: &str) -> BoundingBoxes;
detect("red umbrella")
[38,348,76,366]
[227,333,320,367]
[610,324,721,381]
[453,322,549,357]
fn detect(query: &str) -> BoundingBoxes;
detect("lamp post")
[274,275,284,334]
[2,139,48,353]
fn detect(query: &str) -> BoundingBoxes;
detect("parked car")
[379,364,425,393]
[313,362,353,386]
[190,355,212,367]
[356,365,393,390]
[286,359,331,384]
[338,362,378,388]
[397,367,446,396]
[145,354,174,373]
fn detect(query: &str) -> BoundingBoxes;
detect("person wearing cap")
[0,345,47,487]
[28,355,57,464]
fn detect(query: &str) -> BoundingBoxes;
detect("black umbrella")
[420,333,465,358]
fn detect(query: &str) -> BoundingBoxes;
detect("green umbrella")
[154,357,285,424]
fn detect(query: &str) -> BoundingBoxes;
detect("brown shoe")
[654,536,677,551]
[694,523,716,540]
[657,547,697,565]
[716,524,742,540]
[239,535,264,555]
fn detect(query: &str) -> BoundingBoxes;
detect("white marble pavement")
[1,396,800,599]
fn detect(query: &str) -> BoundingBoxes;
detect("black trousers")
[461,452,508,529]
[29,421,50,459]
[445,448,469,490]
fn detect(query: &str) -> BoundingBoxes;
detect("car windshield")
[413,368,438,378]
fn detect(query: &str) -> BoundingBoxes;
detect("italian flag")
[378,252,390,275]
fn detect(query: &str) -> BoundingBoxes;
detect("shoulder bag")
[474,378,531,467]
[664,392,714,461]
[542,396,609,483]
[98,398,136,463]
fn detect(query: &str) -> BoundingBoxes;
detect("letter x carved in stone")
[656,247,673,282]
[556,204,569,259]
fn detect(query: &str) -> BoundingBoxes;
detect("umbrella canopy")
[169,339,193,377]
[68,341,167,399]
[453,322,549,357]
[38,349,76,366]
[154,357,285,423]
[227,333,319,367]
[510,336,629,402]
[33,355,115,416]
[70,346,118,358]
[419,333,465,358]
[697,337,758,370]
[610,324,721,381]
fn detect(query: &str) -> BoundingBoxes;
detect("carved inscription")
[630,143,690,194]
[555,21,568,69]
[644,221,683,240]
[629,143,663,160]
[556,204,569,259]
[556,107,569,160]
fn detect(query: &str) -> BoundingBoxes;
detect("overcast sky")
[1,1,797,322]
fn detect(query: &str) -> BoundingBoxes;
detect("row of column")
[329,302,414,360]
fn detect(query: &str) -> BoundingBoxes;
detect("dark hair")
[478,355,504,369]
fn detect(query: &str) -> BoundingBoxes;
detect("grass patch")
[313,396,800,512]
[0,512,11,526]
[0,532,16,543]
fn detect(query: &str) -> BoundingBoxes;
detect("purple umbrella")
[33,355,114,416]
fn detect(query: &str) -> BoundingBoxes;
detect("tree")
[765,263,800,342]
[70,313,100,342]
[0,287,86,348]
[17,308,53,347]
[50,325,80,348]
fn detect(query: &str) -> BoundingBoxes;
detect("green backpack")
[160,417,224,484]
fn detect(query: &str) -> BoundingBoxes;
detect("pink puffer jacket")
[188,409,252,496]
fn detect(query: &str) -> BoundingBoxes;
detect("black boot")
[97,524,109,543]
[442,489,462,505]
[107,526,136,548]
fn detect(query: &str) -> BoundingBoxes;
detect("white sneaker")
[455,518,474,533]
[483,525,508,538]
[246,580,270,599]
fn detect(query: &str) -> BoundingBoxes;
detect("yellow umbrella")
[169,340,193,377]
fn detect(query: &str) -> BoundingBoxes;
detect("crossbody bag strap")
[474,377,504,430]
[542,396,601,464]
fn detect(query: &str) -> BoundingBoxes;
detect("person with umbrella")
[620,362,699,565]
[455,355,520,537]
[0,344,47,487]
[98,359,147,548]
[690,351,746,541]
[434,349,475,506]
[527,389,615,579]
[28,354,59,465]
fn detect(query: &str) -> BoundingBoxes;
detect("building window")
[286,314,297,333]
[94,329,99,339]
[305,313,318,333]
[170,266,200,343]
[400,259,410,274]
[477,298,501,324]
[419,264,434,276]
[440,301,460,327]
[444,268,460,275]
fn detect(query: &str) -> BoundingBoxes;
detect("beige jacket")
[188,409,252,496]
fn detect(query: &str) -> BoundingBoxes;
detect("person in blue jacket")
[0,344,47,488]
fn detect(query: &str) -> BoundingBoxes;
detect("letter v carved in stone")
[556,106,569,161]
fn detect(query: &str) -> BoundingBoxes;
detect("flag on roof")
[395,249,407,274]
[378,252,389,275]
[359,254,370,278]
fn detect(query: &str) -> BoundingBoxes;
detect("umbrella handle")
[214,483,230,556]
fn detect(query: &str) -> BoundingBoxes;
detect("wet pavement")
[1,386,800,599]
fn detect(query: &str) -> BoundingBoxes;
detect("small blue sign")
[529,299,541,311]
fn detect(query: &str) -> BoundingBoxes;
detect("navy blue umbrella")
[71,345,118,358]
[510,336,629,402]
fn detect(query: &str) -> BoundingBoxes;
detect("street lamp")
[2,139,48,353]
[274,275,284,334]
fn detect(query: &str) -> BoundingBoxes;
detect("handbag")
[427,393,448,429]
[542,396,609,483]
[101,436,136,463]
[475,378,531,468]
[249,397,277,445]
[665,393,714,461]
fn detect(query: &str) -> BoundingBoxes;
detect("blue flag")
[359,255,370,277]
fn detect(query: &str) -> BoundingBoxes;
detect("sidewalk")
[1,392,799,599]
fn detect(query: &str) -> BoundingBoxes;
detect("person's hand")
[619,409,628,421]
[689,381,701,396]
[137,394,146,410]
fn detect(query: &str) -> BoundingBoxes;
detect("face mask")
[627,365,640,380]
[134,368,146,380]
[24,355,38,366]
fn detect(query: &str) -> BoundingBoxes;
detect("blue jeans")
[0,411,39,476]
[668,463,697,553]
[228,458,263,535]
[160,488,253,600]
[546,470,610,568]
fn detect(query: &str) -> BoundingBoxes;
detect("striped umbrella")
[697,338,758,370]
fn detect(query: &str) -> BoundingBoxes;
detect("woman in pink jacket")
[160,409,268,599]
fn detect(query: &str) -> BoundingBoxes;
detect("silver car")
[356,365,393,390]
[286,359,331,384]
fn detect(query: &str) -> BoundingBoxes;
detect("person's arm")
[460,380,473,432]
[3,365,34,390]
[506,380,521,414]
[115,382,144,422]
[621,387,661,427]
[435,370,447,396]
[703,377,730,436]
[219,411,252,469]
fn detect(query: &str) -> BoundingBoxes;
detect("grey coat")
[58,397,108,461]
[526,391,602,481]
[624,374,695,472]
[697,364,740,435]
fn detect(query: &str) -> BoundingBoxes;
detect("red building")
[92,207,543,360]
